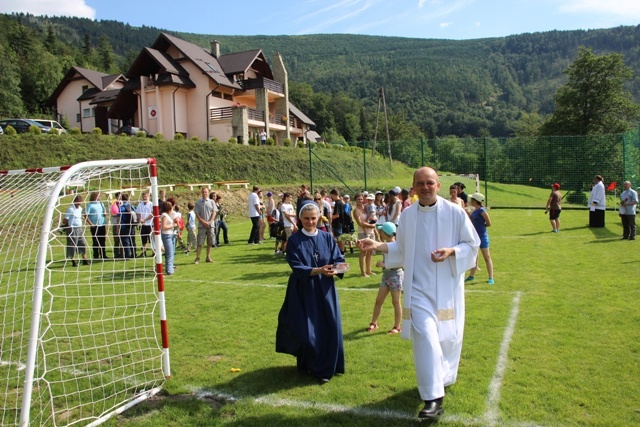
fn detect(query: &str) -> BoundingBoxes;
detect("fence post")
[308,139,313,193]
[483,137,488,205]
[363,141,368,191]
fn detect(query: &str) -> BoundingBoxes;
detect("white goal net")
[0,159,170,427]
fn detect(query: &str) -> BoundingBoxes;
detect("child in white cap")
[366,222,404,334]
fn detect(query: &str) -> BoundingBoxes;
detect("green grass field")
[91,208,639,427]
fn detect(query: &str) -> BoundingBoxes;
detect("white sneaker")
[274,250,283,256]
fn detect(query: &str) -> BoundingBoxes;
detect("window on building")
[92,107,96,117]
[83,109,91,118]
[76,114,81,123]
[223,93,233,101]
[204,62,219,73]
[212,91,222,99]
[82,85,89,93]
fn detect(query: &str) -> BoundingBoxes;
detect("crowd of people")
[62,187,232,272]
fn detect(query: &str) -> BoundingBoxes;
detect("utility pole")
[372,87,392,165]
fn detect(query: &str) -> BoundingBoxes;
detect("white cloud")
[0,0,96,19]
[440,21,452,28]
[559,0,640,20]
[415,0,476,20]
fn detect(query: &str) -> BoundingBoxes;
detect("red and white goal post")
[0,159,170,427]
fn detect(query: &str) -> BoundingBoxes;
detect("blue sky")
[2,0,639,40]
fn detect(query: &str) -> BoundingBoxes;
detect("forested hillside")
[2,12,640,140]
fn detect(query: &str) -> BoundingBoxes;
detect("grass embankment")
[0,134,412,186]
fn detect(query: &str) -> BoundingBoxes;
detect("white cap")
[393,186,401,194]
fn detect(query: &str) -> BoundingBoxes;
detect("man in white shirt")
[358,167,479,420]
[248,185,262,244]
[620,180,638,240]
[194,187,217,263]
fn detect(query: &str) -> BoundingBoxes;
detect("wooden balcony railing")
[238,77,284,94]
[210,106,294,127]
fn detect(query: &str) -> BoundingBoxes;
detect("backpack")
[177,216,185,231]
[110,201,120,215]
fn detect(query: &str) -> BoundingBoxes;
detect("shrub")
[70,127,82,135]
[174,133,185,140]
[29,125,42,135]
[228,137,237,144]
[191,136,200,141]
[296,140,306,148]
[4,125,17,135]
[92,127,102,135]
[310,142,317,149]
[266,137,275,146]
[61,116,71,130]
[282,138,291,147]
[135,131,146,138]
[155,133,164,141]
[210,136,219,142]
[567,191,587,205]
[252,136,260,146]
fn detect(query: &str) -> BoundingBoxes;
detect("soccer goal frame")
[0,159,170,427]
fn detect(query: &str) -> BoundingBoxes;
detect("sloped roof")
[46,66,112,107]
[306,130,323,142]
[101,74,125,89]
[89,89,122,105]
[289,103,315,126]
[124,47,195,88]
[153,32,241,90]
[217,49,273,79]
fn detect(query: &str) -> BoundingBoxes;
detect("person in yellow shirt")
[410,186,419,204]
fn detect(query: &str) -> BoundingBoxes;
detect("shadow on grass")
[217,387,422,427]
[120,367,427,427]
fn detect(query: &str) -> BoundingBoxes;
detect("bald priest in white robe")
[359,167,480,420]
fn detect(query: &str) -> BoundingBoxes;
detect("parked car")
[0,119,52,134]
[32,119,67,134]
[116,125,153,137]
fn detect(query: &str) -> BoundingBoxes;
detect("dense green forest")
[2,12,640,141]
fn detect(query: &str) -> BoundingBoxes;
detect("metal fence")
[355,129,640,208]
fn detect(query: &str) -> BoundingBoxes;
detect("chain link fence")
[356,129,640,208]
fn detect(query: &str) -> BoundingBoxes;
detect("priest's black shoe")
[418,398,444,420]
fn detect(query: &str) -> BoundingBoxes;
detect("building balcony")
[210,106,292,127]
[238,77,284,95]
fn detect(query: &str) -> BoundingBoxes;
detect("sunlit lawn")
[103,208,639,427]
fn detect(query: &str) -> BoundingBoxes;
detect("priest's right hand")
[357,238,377,251]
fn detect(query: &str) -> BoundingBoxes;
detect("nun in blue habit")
[276,200,346,383]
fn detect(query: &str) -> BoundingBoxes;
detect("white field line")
[483,291,522,426]
[191,387,545,426]
[176,279,513,294]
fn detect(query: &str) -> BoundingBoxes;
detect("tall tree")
[44,24,56,54]
[82,33,92,58]
[542,47,640,135]
[0,44,24,116]
[97,35,115,72]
